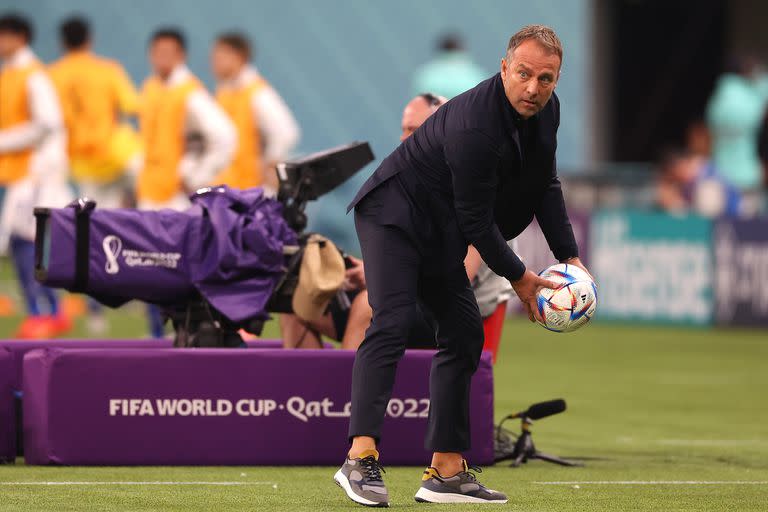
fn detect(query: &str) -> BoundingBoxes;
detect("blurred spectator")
[0,13,72,338]
[705,55,768,191]
[138,27,235,337]
[411,33,487,99]
[50,16,143,335]
[280,93,516,363]
[211,32,300,194]
[137,27,235,212]
[400,92,445,141]
[685,119,712,158]
[656,148,741,218]
[50,16,141,209]
[403,93,515,362]
[279,254,373,349]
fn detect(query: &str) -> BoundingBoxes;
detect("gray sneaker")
[333,449,390,507]
[414,460,508,504]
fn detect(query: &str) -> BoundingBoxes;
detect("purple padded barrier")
[0,338,286,389]
[23,348,494,466]
[0,348,13,462]
[1,340,169,392]
[0,339,170,463]
[0,338,284,463]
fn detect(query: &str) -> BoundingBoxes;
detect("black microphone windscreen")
[526,399,566,420]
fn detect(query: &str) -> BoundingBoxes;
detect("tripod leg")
[510,431,533,467]
[531,452,583,467]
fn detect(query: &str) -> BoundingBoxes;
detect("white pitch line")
[615,437,768,447]
[534,481,768,485]
[655,439,768,446]
[0,481,277,486]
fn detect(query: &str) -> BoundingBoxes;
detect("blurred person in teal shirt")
[411,33,487,99]
[706,56,768,191]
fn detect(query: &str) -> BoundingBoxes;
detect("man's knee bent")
[367,302,427,345]
[437,313,485,366]
[465,315,485,362]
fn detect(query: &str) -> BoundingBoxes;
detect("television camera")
[33,142,374,347]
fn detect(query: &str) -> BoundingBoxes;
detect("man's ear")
[500,57,508,79]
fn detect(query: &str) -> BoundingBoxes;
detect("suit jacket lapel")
[510,128,522,164]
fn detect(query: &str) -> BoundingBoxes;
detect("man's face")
[400,97,436,141]
[0,32,24,59]
[500,39,560,118]
[210,43,244,81]
[149,38,184,78]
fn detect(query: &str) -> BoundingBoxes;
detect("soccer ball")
[536,263,597,333]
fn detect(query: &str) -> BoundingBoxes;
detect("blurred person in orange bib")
[210,32,300,194]
[50,16,141,210]
[137,28,236,337]
[137,28,235,212]
[50,16,143,335]
[0,13,72,338]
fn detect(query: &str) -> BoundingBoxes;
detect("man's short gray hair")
[505,25,563,65]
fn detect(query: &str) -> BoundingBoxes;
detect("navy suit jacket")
[348,73,578,281]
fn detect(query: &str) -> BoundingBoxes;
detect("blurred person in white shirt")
[136,27,236,212]
[280,93,515,362]
[210,32,300,194]
[0,13,72,338]
[137,27,236,337]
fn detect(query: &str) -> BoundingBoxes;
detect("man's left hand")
[561,257,594,282]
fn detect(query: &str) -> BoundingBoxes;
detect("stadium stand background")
[8,0,593,251]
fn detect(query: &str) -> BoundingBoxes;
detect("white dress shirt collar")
[2,46,37,69]
[218,64,262,90]
[162,63,193,87]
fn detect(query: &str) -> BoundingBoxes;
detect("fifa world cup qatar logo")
[103,235,123,275]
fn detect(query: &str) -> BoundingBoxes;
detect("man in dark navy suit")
[333,25,591,506]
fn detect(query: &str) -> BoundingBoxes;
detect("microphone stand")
[497,413,583,467]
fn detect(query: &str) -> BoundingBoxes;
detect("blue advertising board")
[590,211,713,325]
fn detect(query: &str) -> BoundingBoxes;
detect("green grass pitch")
[1,311,767,511]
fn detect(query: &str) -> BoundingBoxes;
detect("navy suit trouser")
[348,183,484,453]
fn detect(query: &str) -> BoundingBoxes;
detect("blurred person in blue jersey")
[656,148,742,218]
[0,13,73,338]
[411,33,487,99]
[706,55,768,193]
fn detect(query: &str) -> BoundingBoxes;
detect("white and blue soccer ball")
[536,263,597,333]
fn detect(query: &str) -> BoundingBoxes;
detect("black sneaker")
[333,449,390,507]
[414,460,507,504]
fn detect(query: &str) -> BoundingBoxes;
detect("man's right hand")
[511,270,559,323]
